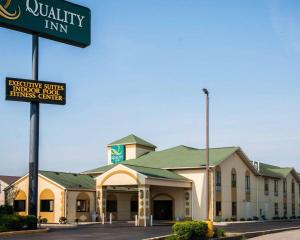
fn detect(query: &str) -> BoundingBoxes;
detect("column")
[97,186,107,222]
[138,185,150,226]
[184,189,192,220]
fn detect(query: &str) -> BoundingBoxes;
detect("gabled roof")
[40,171,95,190]
[123,164,190,181]
[0,175,20,185]
[84,146,241,174]
[254,162,300,181]
[108,134,156,148]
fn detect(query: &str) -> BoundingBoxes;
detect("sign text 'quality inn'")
[0,0,91,47]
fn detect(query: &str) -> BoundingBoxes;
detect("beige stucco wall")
[218,153,258,220]
[256,172,300,219]
[174,169,207,220]
[5,175,64,223]
[66,190,96,222]
[0,180,9,206]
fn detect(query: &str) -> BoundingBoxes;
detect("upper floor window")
[245,174,251,192]
[231,169,236,188]
[216,169,221,192]
[274,180,278,196]
[283,180,287,194]
[264,179,269,196]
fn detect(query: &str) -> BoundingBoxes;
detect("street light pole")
[203,88,210,220]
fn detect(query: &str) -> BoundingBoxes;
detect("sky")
[0,0,300,176]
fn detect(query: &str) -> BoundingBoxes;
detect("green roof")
[108,134,156,148]
[256,162,294,179]
[40,171,95,190]
[84,146,240,174]
[124,164,189,181]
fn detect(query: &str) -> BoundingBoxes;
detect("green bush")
[0,225,8,232]
[272,216,280,220]
[24,216,37,229]
[214,228,225,238]
[247,218,252,221]
[59,217,67,224]
[40,218,48,224]
[166,235,178,240]
[0,215,37,231]
[240,218,245,221]
[253,216,259,221]
[0,205,14,215]
[230,217,237,222]
[172,221,208,240]
[0,215,23,230]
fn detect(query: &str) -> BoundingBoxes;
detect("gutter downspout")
[64,190,67,219]
[256,177,259,217]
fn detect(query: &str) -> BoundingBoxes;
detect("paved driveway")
[249,229,300,239]
[0,224,172,240]
[218,220,300,233]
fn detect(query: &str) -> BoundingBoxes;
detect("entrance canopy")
[96,164,192,188]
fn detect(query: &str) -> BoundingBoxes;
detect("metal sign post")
[1,0,91,228]
[28,35,39,218]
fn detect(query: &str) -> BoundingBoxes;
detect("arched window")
[215,166,221,192]
[14,190,27,212]
[40,189,55,212]
[231,169,237,188]
[245,171,250,193]
[76,193,90,212]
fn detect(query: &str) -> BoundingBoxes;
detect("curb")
[0,228,50,237]
[143,234,174,240]
[223,226,300,239]
[145,226,300,240]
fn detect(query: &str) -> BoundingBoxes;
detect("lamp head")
[203,88,209,95]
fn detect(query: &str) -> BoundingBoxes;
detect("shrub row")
[0,215,37,231]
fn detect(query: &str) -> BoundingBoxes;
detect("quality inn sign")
[0,0,90,47]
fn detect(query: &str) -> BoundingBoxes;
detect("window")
[14,200,26,212]
[284,203,287,217]
[231,172,236,188]
[216,201,222,217]
[76,200,89,212]
[130,200,138,212]
[292,181,295,195]
[283,180,287,195]
[245,175,251,192]
[274,203,279,216]
[216,170,221,192]
[106,200,117,213]
[232,202,237,216]
[292,203,295,216]
[274,180,278,196]
[264,179,269,196]
[40,200,54,212]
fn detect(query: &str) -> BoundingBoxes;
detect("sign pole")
[28,34,39,223]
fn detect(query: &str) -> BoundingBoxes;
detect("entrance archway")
[152,193,174,221]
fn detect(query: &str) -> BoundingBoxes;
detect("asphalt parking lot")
[0,223,172,240]
[1,220,300,240]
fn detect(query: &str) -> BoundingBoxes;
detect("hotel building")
[5,134,300,225]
